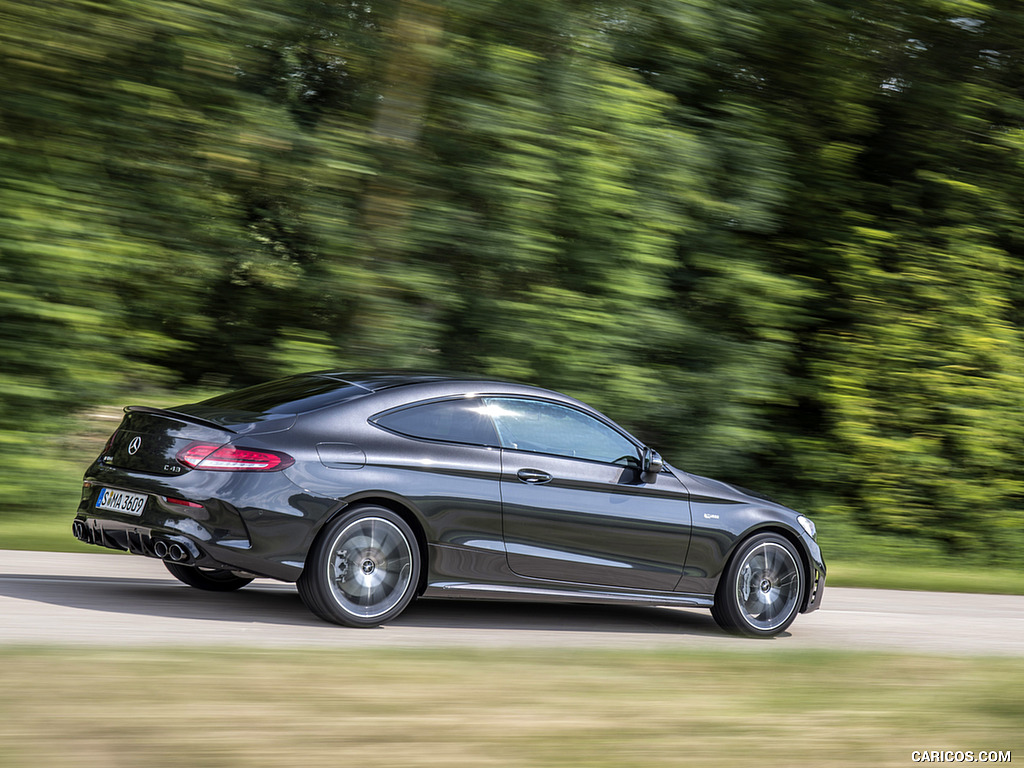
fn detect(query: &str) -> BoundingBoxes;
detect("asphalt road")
[2,549,1023,655]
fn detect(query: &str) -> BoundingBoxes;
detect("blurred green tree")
[3,0,1024,562]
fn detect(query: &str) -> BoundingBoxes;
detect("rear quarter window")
[373,398,499,446]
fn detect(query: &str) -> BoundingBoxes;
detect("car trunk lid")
[103,409,238,476]
[104,406,295,476]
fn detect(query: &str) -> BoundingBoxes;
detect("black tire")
[711,532,804,638]
[164,561,255,592]
[297,505,420,628]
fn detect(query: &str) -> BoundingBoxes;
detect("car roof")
[312,371,503,392]
[306,371,589,411]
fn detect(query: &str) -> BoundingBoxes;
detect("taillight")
[176,442,294,471]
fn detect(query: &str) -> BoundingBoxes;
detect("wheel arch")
[307,493,430,596]
[723,523,816,613]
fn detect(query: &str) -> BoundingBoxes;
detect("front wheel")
[164,562,255,592]
[711,533,804,638]
[297,506,420,628]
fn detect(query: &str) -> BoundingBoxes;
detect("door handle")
[516,468,553,484]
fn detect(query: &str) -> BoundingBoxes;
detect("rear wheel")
[711,532,803,638]
[164,562,254,592]
[298,505,420,628]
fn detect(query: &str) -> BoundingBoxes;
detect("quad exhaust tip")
[152,538,191,563]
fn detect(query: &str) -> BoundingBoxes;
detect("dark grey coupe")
[73,372,824,637]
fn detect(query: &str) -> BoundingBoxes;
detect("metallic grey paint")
[73,371,825,632]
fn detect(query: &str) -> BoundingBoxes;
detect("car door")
[486,397,692,591]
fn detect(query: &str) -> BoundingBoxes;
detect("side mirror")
[642,448,663,479]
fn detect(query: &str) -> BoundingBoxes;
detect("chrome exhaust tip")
[72,520,91,543]
[153,540,169,559]
[167,543,186,562]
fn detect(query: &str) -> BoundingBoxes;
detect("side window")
[483,398,639,465]
[372,398,499,446]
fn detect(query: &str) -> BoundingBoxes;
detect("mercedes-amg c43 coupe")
[73,371,824,637]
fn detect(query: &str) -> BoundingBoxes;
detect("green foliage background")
[3,0,1024,563]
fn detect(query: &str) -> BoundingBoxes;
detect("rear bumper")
[72,509,305,581]
[76,460,317,580]
[73,516,211,567]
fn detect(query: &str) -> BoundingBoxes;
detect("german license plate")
[95,487,147,516]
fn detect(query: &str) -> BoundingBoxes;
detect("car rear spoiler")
[124,405,240,434]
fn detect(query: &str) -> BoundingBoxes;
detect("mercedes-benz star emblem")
[127,436,142,455]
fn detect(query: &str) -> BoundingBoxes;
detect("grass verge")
[826,560,1024,595]
[0,514,98,554]
[0,647,1020,767]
